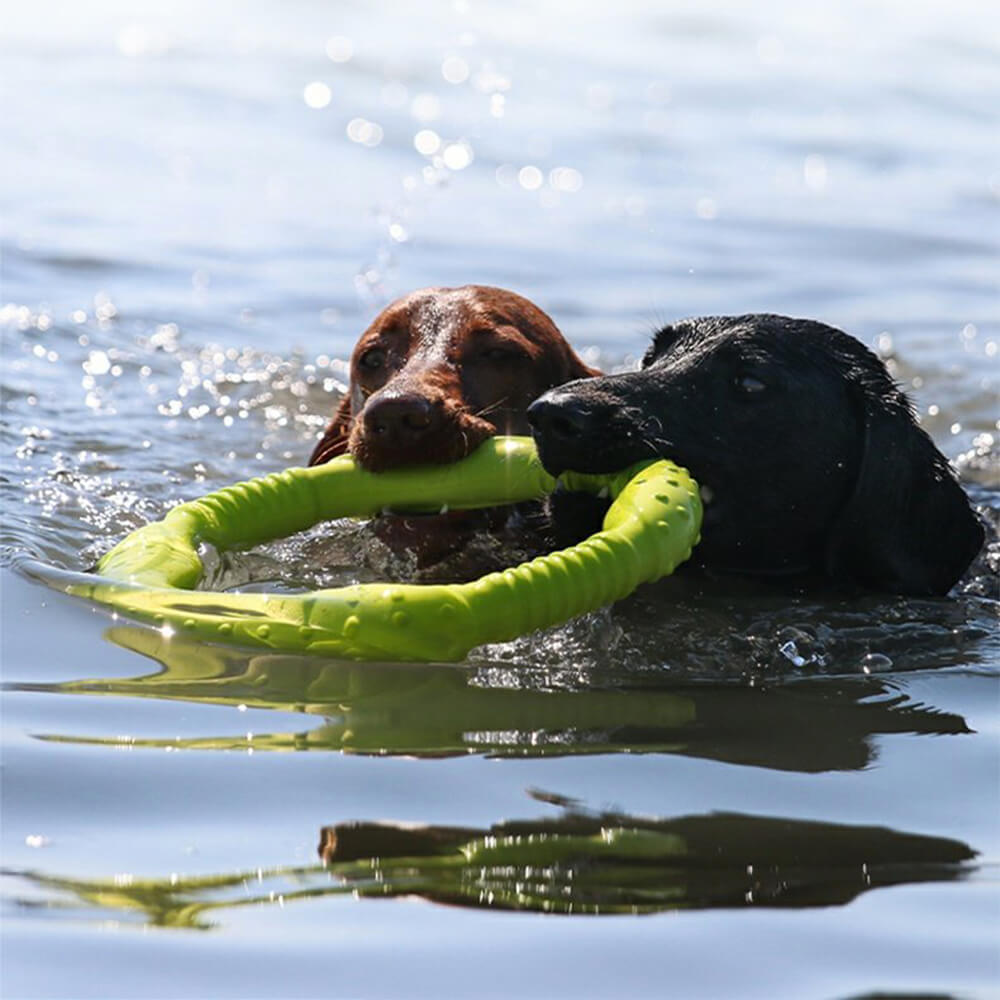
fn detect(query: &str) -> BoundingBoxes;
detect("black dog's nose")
[526,394,594,441]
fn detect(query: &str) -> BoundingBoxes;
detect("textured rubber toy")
[65,437,701,661]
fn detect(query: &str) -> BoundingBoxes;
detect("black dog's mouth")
[532,431,670,479]
[533,437,656,479]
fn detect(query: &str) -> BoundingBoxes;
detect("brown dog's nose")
[363,392,437,440]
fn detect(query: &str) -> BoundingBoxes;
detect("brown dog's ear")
[567,351,601,380]
[825,391,984,595]
[308,394,353,466]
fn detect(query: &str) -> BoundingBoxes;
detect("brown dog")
[309,285,597,470]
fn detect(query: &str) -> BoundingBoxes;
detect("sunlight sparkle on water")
[381,81,409,108]
[347,118,383,147]
[804,154,829,192]
[411,94,442,122]
[442,142,473,170]
[325,36,353,63]
[549,167,583,193]
[303,82,332,109]
[116,25,169,58]
[414,129,441,155]
[83,350,111,376]
[696,197,718,220]
[442,56,470,84]
[518,166,544,191]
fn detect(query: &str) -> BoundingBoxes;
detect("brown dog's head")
[309,285,597,471]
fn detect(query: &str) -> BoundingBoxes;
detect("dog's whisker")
[470,397,511,420]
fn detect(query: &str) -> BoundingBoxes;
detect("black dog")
[527,314,983,596]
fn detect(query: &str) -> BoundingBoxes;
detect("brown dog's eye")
[478,344,527,363]
[359,347,386,371]
[482,347,515,361]
[735,374,767,394]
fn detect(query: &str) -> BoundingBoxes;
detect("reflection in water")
[15,624,971,773]
[6,806,976,927]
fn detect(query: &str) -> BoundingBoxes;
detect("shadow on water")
[4,803,977,928]
[12,623,973,773]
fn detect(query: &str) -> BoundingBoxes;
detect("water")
[2,1,998,996]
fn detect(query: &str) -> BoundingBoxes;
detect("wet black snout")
[527,389,614,475]
[526,392,596,442]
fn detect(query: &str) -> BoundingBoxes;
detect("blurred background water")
[1,1,998,997]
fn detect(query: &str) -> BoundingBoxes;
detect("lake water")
[2,1,998,997]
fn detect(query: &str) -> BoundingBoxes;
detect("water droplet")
[778,639,806,667]
[860,653,892,674]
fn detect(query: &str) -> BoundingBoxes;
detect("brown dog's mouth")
[351,412,495,472]
[370,505,511,568]
[378,507,488,523]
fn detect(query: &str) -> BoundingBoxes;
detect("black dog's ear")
[641,325,681,368]
[825,390,984,595]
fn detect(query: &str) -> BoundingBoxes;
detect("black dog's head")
[528,314,983,595]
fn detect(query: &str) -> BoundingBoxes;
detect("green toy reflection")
[19,623,971,772]
[7,804,975,928]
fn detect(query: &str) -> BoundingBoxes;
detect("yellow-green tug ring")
[68,437,701,661]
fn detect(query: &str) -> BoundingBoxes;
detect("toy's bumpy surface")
[73,438,702,661]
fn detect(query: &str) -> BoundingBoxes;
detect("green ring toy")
[60,437,701,662]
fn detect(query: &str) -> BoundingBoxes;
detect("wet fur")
[308,285,598,572]
[529,314,984,595]
[310,285,597,470]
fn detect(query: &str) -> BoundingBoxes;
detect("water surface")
[2,1,998,997]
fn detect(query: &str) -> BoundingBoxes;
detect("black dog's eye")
[734,373,768,395]
[359,347,386,371]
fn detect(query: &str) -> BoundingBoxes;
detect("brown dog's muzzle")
[350,371,493,472]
